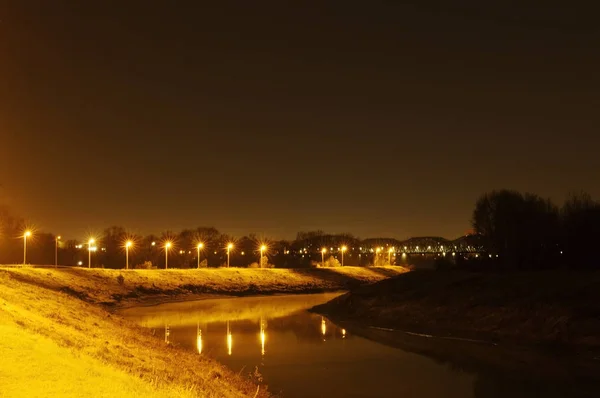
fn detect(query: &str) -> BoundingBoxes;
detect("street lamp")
[227,243,233,267]
[197,242,204,269]
[321,248,327,267]
[125,241,133,269]
[341,246,347,266]
[55,236,61,267]
[164,242,172,269]
[88,238,95,268]
[260,245,267,268]
[23,230,32,265]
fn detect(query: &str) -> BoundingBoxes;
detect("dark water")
[121,293,597,398]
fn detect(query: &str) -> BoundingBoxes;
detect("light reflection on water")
[121,293,594,398]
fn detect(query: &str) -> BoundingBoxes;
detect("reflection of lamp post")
[165,324,170,344]
[341,246,347,266]
[197,243,204,269]
[375,247,381,265]
[259,245,267,268]
[260,317,266,356]
[227,243,233,267]
[55,235,61,267]
[164,242,172,269]
[197,321,202,354]
[125,241,133,269]
[321,316,326,339]
[388,247,393,265]
[321,248,327,266]
[23,230,32,265]
[227,320,232,355]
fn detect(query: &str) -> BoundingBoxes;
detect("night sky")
[1,1,599,240]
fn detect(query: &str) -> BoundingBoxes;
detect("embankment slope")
[2,266,407,307]
[314,270,600,347]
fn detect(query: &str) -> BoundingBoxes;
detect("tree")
[561,192,600,268]
[472,190,559,269]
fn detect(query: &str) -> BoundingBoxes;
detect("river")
[121,293,598,398]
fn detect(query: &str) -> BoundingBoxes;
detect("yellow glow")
[24,230,32,238]
[125,241,133,248]
[227,243,234,250]
[388,247,393,253]
[321,317,326,336]
[260,330,266,356]
[197,333,202,354]
[321,248,327,254]
[227,333,232,356]
[88,238,95,245]
[197,242,204,249]
[151,241,156,246]
[57,236,61,240]
[375,247,381,253]
[342,328,346,337]
[341,246,347,252]
[260,245,267,251]
[165,242,172,249]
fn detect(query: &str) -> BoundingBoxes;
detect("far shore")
[1,265,407,308]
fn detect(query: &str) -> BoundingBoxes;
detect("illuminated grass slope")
[0,269,268,398]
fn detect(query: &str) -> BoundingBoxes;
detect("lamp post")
[165,242,172,269]
[197,242,204,269]
[23,230,32,265]
[260,245,266,268]
[227,243,233,267]
[55,235,61,267]
[388,247,393,265]
[341,246,347,266]
[321,248,327,267]
[125,241,133,269]
[88,238,95,268]
[375,247,381,266]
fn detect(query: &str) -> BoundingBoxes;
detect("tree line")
[471,190,600,269]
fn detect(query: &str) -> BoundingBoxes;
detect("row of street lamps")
[20,230,393,269]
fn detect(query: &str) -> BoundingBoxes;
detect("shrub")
[134,261,154,269]
[116,274,125,285]
[320,256,341,268]
[198,259,208,268]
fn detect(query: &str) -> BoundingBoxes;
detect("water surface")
[122,293,596,398]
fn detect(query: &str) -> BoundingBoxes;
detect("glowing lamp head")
[321,248,327,254]
[197,243,204,249]
[24,230,32,237]
[227,243,233,250]
[260,245,267,251]
[126,241,133,248]
[151,241,156,246]
[165,242,172,249]
[57,236,61,240]
[388,247,394,253]
[88,238,95,245]
[376,247,381,253]
[341,246,347,252]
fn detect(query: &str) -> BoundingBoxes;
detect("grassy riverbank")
[314,270,600,348]
[0,266,406,397]
[0,269,268,398]
[2,266,407,307]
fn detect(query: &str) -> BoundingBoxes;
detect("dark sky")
[1,1,599,240]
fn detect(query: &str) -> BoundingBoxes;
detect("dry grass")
[0,270,269,398]
[1,266,407,307]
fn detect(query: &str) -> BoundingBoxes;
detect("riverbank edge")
[2,266,407,309]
